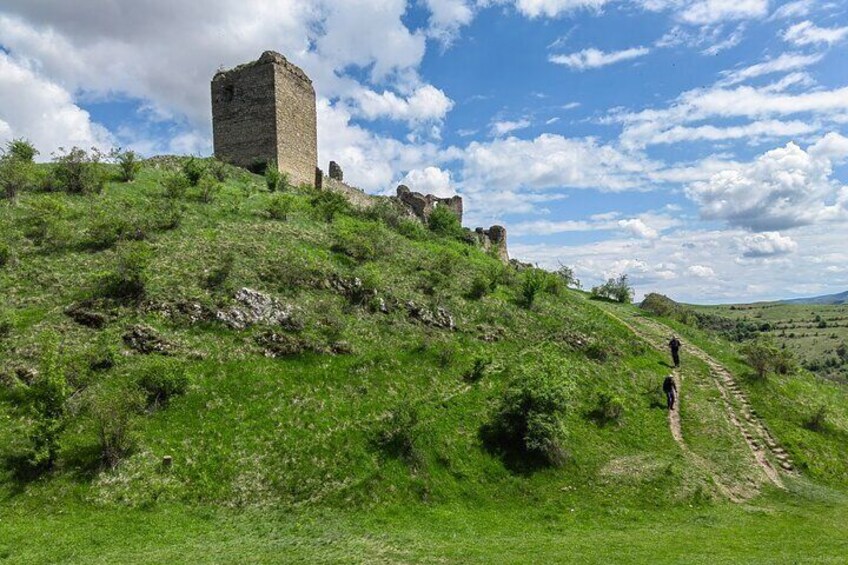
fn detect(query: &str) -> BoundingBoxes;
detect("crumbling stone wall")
[396,185,463,223]
[212,51,317,186]
[474,226,509,263]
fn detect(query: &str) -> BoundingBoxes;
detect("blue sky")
[1,0,847,303]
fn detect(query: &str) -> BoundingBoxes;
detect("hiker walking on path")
[668,336,682,368]
[663,374,678,410]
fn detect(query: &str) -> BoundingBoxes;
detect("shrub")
[85,211,144,250]
[804,405,828,433]
[182,157,205,186]
[26,334,68,470]
[115,149,141,182]
[6,138,38,162]
[591,274,633,304]
[519,268,549,308]
[208,159,228,182]
[197,175,220,203]
[396,218,428,240]
[590,392,624,425]
[51,146,106,194]
[312,190,351,222]
[331,219,379,261]
[481,356,572,469]
[740,338,781,380]
[162,172,190,199]
[0,243,10,267]
[265,160,286,192]
[21,198,67,247]
[374,402,423,468]
[363,198,408,229]
[151,201,183,231]
[135,359,189,406]
[468,274,490,300]
[463,356,491,383]
[0,140,38,200]
[267,193,294,220]
[203,251,235,291]
[89,383,144,468]
[427,205,464,239]
[99,241,152,300]
[555,264,581,289]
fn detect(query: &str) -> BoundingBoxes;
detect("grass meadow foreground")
[1,155,847,563]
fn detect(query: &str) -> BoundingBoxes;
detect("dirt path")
[594,305,797,501]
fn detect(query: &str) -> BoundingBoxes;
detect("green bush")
[740,338,781,380]
[312,190,351,222]
[396,218,428,240]
[115,149,142,182]
[481,355,573,469]
[463,356,491,383]
[209,160,228,182]
[0,139,38,200]
[804,405,829,433]
[267,193,294,220]
[135,359,189,406]
[162,172,190,199]
[25,334,69,470]
[427,205,464,239]
[51,146,106,194]
[6,138,38,162]
[590,392,624,425]
[203,252,235,291]
[99,241,152,300]
[0,243,10,267]
[555,264,581,289]
[468,274,490,300]
[182,157,205,186]
[197,175,220,203]
[88,383,144,468]
[85,211,144,250]
[374,402,423,468]
[331,219,380,261]
[21,198,67,247]
[519,268,549,308]
[591,274,633,304]
[265,161,286,192]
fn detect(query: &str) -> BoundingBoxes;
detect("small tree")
[52,147,106,194]
[591,274,633,304]
[555,263,581,289]
[115,149,142,182]
[182,157,205,186]
[740,338,780,380]
[267,193,294,220]
[311,190,350,222]
[0,139,38,200]
[100,241,152,300]
[519,267,549,308]
[265,160,282,192]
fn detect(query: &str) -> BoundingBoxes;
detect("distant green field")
[693,302,848,381]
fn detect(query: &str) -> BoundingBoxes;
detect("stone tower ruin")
[211,51,317,186]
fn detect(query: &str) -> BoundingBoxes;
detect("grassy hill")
[1,157,847,563]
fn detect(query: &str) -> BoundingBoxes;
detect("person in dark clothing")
[668,336,682,368]
[662,375,677,410]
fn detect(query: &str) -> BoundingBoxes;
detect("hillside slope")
[1,159,847,562]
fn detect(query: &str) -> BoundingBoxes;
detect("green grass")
[1,159,847,563]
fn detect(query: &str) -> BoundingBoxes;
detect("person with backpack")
[662,374,678,410]
[668,336,682,368]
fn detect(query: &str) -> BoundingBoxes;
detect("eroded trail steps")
[596,304,795,500]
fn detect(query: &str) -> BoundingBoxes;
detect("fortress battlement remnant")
[396,185,464,224]
[212,51,317,186]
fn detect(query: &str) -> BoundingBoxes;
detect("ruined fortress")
[212,51,508,262]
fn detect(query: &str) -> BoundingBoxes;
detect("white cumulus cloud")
[400,166,456,197]
[739,232,798,257]
[549,46,650,70]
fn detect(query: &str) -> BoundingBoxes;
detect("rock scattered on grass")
[217,288,301,331]
[123,324,173,355]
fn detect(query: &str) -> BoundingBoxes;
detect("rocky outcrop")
[216,288,301,331]
[404,301,456,330]
[123,325,173,355]
[474,225,509,263]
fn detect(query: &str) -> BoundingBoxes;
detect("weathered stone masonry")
[212,51,318,187]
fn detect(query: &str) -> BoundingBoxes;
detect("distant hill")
[781,290,848,305]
